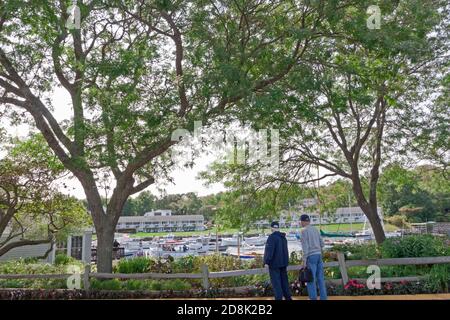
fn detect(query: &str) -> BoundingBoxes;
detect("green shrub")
[122,279,158,291]
[23,257,39,264]
[55,254,76,266]
[161,279,192,291]
[424,264,450,293]
[90,279,123,290]
[381,235,447,258]
[171,256,196,273]
[332,243,380,260]
[115,257,152,274]
[150,281,163,291]
[0,279,27,288]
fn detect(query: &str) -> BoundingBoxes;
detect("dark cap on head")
[300,214,310,222]
[270,221,280,228]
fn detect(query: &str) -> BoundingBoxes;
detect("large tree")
[201,0,449,243]
[0,0,348,271]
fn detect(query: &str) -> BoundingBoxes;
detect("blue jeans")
[269,267,292,300]
[306,254,327,300]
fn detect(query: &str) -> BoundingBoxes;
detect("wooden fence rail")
[1,254,449,291]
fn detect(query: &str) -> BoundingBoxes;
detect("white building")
[253,206,382,228]
[0,242,54,263]
[144,209,172,217]
[0,227,55,263]
[116,214,205,233]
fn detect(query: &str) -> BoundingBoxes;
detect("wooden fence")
[1,254,449,291]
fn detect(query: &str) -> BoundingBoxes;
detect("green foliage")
[115,257,151,274]
[121,279,166,291]
[381,235,448,258]
[54,254,77,266]
[161,279,192,291]
[90,279,122,291]
[121,191,231,223]
[90,278,192,291]
[424,264,450,293]
[334,235,449,261]
[385,215,411,229]
[379,164,450,222]
[0,259,83,289]
[332,243,380,260]
[171,255,196,273]
[0,135,92,254]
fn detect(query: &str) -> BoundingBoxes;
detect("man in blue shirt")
[264,221,292,300]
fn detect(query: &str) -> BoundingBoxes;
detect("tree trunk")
[363,206,386,244]
[351,177,386,244]
[96,227,115,274]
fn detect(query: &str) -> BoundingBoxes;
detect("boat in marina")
[222,234,267,246]
[320,229,356,238]
[208,242,228,252]
[221,234,241,246]
[186,236,210,253]
[144,237,211,259]
[243,235,267,246]
[354,230,373,240]
[226,244,264,259]
[145,241,193,259]
[386,231,402,238]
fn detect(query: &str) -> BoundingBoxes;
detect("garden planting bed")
[1,280,447,300]
[0,286,256,300]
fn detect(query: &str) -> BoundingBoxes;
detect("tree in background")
[202,0,449,243]
[0,135,91,257]
[379,164,450,222]
[201,165,315,230]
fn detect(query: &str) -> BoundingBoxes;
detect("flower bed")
[0,279,443,300]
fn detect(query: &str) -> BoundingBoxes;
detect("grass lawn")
[320,223,398,232]
[128,223,398,238]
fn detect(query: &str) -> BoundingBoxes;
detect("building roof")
[118,215,204,222]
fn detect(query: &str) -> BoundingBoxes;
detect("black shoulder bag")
[299,266,313,284]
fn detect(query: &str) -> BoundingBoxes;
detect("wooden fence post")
[201,264,210,290]
[337,252,349,286]
[83,264,91,292]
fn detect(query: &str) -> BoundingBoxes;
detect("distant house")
[116,213,205,233]
[0,233,54,263]
[253,206,382,228]
[333,207,382,224]
[144,209,172,217]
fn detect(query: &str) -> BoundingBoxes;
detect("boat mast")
[349,192,352,233]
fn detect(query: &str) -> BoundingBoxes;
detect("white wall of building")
[144,209,172,217]
[117,214,205,232]
[255,206,382,228]
[0,243,54,263]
